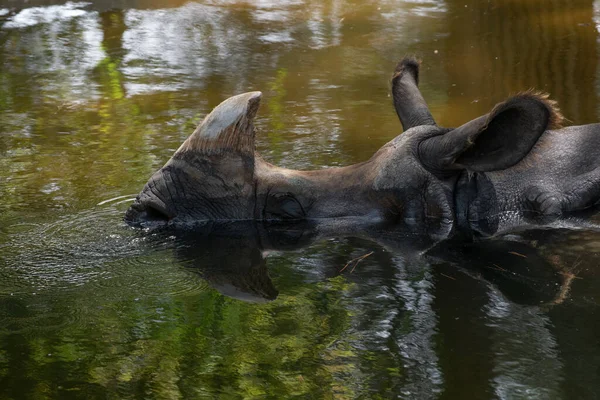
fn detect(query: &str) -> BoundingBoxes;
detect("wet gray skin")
[125,57,600,238]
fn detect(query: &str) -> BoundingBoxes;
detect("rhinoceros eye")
[265,192,306,220]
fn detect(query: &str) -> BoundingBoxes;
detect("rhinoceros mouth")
[124,198,172,227]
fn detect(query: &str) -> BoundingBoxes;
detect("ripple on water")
[0,204,211,300]
[0,292,87,334]
[89,250,210,298]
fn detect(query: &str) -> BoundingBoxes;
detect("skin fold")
[126,57,600,239]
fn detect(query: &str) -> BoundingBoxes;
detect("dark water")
[1,0,600,398]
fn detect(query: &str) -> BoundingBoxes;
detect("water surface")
[1,0,600,398]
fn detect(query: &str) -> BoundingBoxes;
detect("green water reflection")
[2,0,600,398]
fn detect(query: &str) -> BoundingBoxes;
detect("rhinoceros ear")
[419,92,563,173]
[392,56,436,131]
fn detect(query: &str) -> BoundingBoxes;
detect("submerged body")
[126,57,600,238]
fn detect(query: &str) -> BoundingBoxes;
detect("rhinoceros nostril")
[145,204,172,221]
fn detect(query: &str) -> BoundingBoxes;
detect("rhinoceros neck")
[254,157,382,221]
[454,171,500,236]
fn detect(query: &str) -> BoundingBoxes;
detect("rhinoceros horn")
[176,91,262,156]
[125,92,262,222]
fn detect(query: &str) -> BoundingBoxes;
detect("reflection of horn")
[176,91,262,156]
[171,222,279,303]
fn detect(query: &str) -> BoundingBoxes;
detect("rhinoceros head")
[125,92,261,224]
[126,57,562,237]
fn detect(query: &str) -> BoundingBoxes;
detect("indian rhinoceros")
[126,57,600,238]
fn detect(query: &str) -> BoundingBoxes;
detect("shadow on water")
[161,221,572,307]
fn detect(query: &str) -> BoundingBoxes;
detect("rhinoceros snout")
[126,92,262,225]
[125,173,175,226]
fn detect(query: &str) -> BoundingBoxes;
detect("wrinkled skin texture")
[482,125,600,232]
[126,57,600,238]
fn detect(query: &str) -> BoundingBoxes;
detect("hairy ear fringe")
[492,90,564,131]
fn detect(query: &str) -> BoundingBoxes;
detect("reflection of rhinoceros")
[165,221,566,306]
[126,57,600,239]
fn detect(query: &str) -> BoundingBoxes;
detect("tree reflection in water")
[1,0,600,398]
